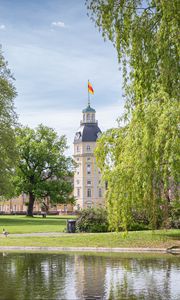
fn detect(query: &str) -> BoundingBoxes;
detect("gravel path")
[3,232,68,237]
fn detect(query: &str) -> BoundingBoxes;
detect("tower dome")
[74,104,101,144]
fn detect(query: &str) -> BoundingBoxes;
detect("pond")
[0,252,180,300]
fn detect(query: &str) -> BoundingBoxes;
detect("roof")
[82,105,96,113]
[74,123,101,143]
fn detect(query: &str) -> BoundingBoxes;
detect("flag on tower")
[88,81,94,95]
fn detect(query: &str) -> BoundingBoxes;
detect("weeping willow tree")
[86,0,180,230]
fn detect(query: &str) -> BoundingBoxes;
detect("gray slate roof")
[74,123,101,143]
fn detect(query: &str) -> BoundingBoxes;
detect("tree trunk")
[27,192,35,216]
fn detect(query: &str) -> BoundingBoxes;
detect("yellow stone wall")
[74,141,105,210]
[0,195,74,214]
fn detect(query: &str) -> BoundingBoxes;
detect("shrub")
[127,210,150,231]
[128,222,149,231]
[168,200,180,229]
[76,207,109,233]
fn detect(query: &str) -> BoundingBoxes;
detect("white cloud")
[51,21,65,28]
[0,24,5,30]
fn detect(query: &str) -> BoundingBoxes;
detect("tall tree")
[14,125,74,216]
[87,0,180,230]
[0,46,17,196]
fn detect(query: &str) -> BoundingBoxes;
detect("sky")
[0,0,124,155]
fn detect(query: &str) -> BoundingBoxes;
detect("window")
[99,188,102,197]
[76,164,80,175]
[87,145,91,151]
[87,157,91,161]
[77,188,80,197]
[76,180,80,185]
[87,114,90,121]
[87,188,91,197]
[77,158,79,161]
[87,164,91,175]
[87,180,91,185]
[77,146,80,152]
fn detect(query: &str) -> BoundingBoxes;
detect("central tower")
[73,103,105,210]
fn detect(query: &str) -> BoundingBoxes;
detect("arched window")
[99,188,102,197]
[87,188,91,197]
[87,114,90,121]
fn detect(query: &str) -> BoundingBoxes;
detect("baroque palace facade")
[0,103,105,214]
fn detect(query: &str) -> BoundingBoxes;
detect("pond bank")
[1,230,179,250]
[0,246,180,254]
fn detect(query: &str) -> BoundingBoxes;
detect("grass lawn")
[0,229,179,249]
[0,215,76,234]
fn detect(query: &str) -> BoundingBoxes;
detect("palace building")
[0,101,105,215]
[73,102,105,210]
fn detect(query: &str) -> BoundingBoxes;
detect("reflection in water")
[0,252,179,300]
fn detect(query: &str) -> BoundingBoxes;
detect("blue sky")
[0,0,124,154]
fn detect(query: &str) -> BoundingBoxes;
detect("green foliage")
[0,46,17,196]
[128,211,150,231]
[76,207,109,232]
[167,200,180,229]
[87,1,180,231]
[14,124,75,215]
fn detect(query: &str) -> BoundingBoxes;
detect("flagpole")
[88,79,90,107]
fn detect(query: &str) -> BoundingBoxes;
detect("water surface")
[0,252,179,300]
